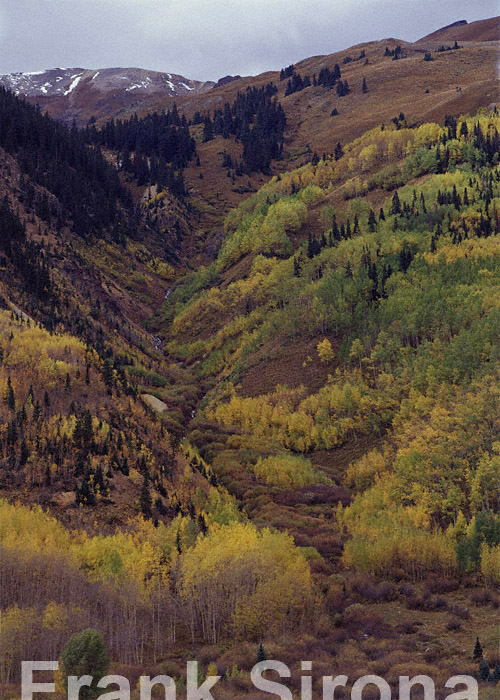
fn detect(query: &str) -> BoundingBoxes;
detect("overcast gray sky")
[0,0,497,81]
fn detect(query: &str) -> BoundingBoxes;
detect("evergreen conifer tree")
[140,475,152,518]
[473,637,483,661]
[479,659,490,681]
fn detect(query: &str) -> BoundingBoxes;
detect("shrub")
[399,582,416,598]
[61,629,109,700]
[446,616,462,631]
[253,454,325,488]
[447,603,469,619]
[470,589,499,607]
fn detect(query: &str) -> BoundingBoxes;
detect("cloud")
[0,0,498,80]
[0,7,7,39]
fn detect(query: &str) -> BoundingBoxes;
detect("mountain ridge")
[2,15,497,131]
[0,66,215,125]
[416,15,499,43]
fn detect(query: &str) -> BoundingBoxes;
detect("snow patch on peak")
[63,74,83,96]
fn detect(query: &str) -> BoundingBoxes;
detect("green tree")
[368,209,377,232]
[473,636,483,661]
[4,376,15,411]
[76,475,96,507]
[140,475,152,519]
[479,659,490,682]
[61,629,109,699]
[257,643,266,663]
[492,663,500,684]
[390,191,401,215]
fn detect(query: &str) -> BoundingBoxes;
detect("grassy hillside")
[176,19,499,265]
[147,108,500,691]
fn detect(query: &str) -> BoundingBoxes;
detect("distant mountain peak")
[0,66,214,124]
[0,66,213,99]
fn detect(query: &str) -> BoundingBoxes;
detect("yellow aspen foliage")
[206,663,218,679]
[359,143,379,171]
[42,601,69,632]
[480,542,500,585]
[0,606,38,683]
[344,448,390,491]
[341,482,457,579]
[253,454,325,488]
[178,521,315,642]
[469,450,500,513]
[211,371,396,452]
[0,500,73,555]
[317,337,334,363]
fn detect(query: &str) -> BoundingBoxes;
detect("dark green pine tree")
[102,359,114,394]
[478,659,490,681]
[33,400,41,422]
[4,375,15,411]
[420,191,427,213]
[19,439,29,466]
[94,464,107,496]
[492,663,500,684]
[257,643,266,663]
[81,410,94,448]
[362,77,368,93]
[332,217,341,242]
[473,636,483,661]
[390,191,401,215]
[76,475,96,506]
[140,475,152,519]
[334,142,344,161]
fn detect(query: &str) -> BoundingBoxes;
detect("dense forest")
[197,84,286,174]
[0,87,134,240]
[86,108,196,197]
